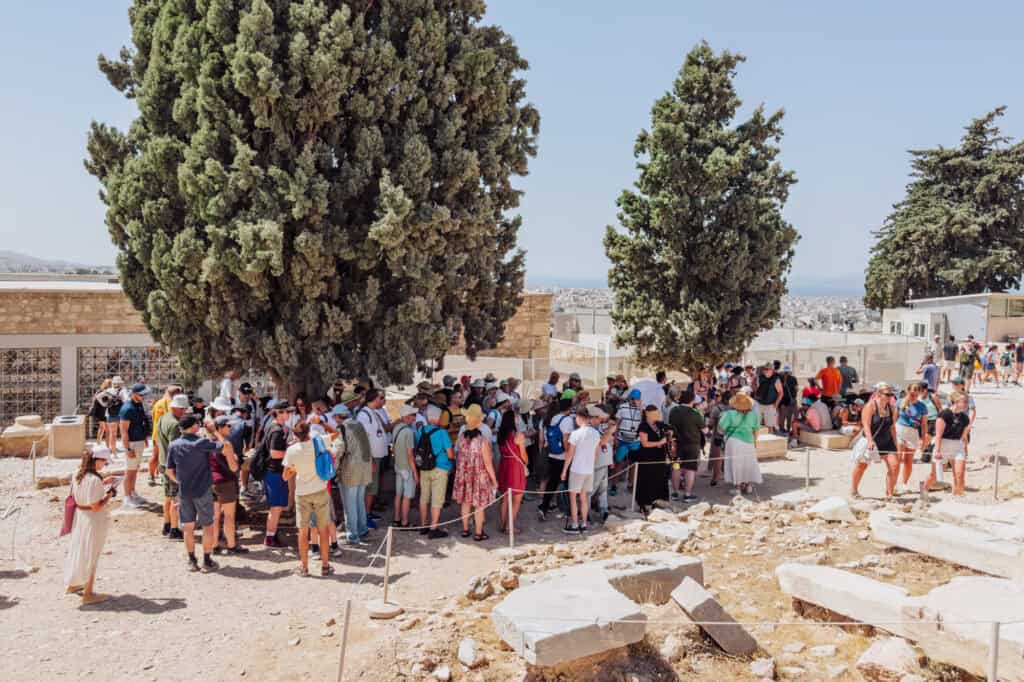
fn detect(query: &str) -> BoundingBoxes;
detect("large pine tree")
[864,108,1024,310]
[604,42,798,371]
[86,0,539,395]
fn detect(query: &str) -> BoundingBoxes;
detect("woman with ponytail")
[63,445,116,605]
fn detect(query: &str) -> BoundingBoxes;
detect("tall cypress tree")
[604,42,798,371]
[864,108,1024,310]
[85,0,539,395]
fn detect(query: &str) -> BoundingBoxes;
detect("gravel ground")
[0,382,1019,681]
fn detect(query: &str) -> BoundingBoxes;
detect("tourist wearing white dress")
[64,445,117,606]
[719,392,763,495]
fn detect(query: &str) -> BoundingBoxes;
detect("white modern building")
[882,292,1024,342]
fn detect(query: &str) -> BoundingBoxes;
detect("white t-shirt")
[569,425,600,475]
[515,413,534,447]
[306,414,328,438]
[357,408,390,459]
[282,440,324,497]
[219,377,236,403]
[546,413,574,461]
[541,383,559,398]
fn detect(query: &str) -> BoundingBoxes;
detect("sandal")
[293,566,310,577]
[473,533,489,542]
[320,564,335,577]
[461,529,471,538]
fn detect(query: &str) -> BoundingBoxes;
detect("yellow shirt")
[151,396,170,443]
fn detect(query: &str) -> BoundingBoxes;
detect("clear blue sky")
[3,2,1023,291]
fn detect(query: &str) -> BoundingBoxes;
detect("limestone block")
[643,522,693,545]
[775,563,913,638]
[0,423,49,458]
[855,638,924,682]
[671,577,758,656]
[798,430,852,450]
[49,415,86,459]
[869,511,1024,581]
[771,490,815,510]
[806,497,856,523]
[521,551,703,605]
[926,500,1024,542]
[15,415,43,428]
[900,576,1024,681]
[756,434,788,460]
[491,574,646,666]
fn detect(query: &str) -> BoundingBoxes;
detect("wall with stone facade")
[448,292,552,359]
[0,289,147,335]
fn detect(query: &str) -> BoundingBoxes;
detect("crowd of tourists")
[64,348,984,603]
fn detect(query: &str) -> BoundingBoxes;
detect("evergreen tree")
[604,42,798,371]
[86,0,538,395]
[864,108,1024,310]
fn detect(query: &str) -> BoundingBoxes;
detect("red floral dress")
[453,433,494,508]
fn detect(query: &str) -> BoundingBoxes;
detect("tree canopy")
[86,0,539,394]
[864,108,1024,310]
[604,42,798,371]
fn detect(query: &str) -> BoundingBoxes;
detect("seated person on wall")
[836,397,864,438]
[789,396,830,446]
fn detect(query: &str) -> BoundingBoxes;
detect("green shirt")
[156,413,181,467]
[718,409,759,444]
[391,423,415,472]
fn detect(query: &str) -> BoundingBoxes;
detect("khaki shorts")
[125,441,146,470]
[568,471,593,494]
[297,489,331,530]
[420,468,448,510]
[896,424,921,449]
[943,359,958,371]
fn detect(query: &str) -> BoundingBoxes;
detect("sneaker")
[201,557,219,573]
[537,509,547,522]
[578,523,588,534]
[167,528,184,541]
[427,528,449,539]
[320,564,335,577]
[609,485,617,497]
[683,494,699,504]
[418,527,430,536]
[331,543,344,557]
[187,556,200,573]
[121,497,139,510]
[562,522,579,535]
[225,545,249,554]
[161,523,171,537]
[264,535,284,548]
[789,438,799,448]
[367,513,381,521]
[671,491,680,500]
[130,492,147,505]
[366,518,378,530]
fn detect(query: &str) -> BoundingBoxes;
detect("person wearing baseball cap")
[116,382,151,508]
[166,414,224,572]
[149,384,183,488]
[210,415,248,556]
[63,444,118,606]
[391,405,420,528]
[155,393,191,540]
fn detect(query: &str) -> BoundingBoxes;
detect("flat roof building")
[882,292,1024,343]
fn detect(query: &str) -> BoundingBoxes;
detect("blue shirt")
[897,401,928,428]
[119,400,149,442]
[415,425,453,472]
[921,363,939,392]
[166,433,221,498]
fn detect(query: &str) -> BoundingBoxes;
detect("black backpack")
[249,423,280,482]
[415,426,440,471]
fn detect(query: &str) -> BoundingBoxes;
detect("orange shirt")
[816,367,842,397]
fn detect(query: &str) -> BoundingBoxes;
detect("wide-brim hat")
[464,403,484,430]
[517,398,534,414]
[729,392,754,411]
[211,397,233,412]
[170,394,190,410]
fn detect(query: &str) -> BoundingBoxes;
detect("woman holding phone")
[64,445,118,606]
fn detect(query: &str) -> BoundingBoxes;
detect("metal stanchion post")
[335,598,353,682]
[993,451,1000,501]
[805,449,810,491]
[988,621,1000,682]
[507,493,514,548]
[31,441,37,485]
[382,527,393,604]
[631,463,639,513]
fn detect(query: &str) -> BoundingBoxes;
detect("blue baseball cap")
[331,404,351,418]
[130,382,149,395]
[628,389,642,400]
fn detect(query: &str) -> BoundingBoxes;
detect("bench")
[755,434,788,460]
[797,430,852,450]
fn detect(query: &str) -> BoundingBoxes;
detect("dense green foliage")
[86,0,538,394]
[604,43,798,371]
[865,108,1024,310]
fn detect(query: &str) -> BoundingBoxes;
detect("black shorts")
[677,448,700,471]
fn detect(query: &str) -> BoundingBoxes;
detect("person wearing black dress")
[633,405,669,515]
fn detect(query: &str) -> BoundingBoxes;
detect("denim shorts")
[178,491,214,527]
[395,469,416,499]
[264,470,288,508]
[614,440,641,463]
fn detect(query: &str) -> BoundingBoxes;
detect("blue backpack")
[546,415,569,455]
[313,435,336,481]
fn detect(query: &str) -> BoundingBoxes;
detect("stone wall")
[0,287,553,358]
[0,289,147,335]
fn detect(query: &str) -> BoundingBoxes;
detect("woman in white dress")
[64,446,116,605]
[719,391,763,495]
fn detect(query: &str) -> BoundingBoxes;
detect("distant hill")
[786,273,864,297]
[0,250,114,274]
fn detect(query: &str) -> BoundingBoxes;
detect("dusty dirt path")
[0,381,1019,681]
